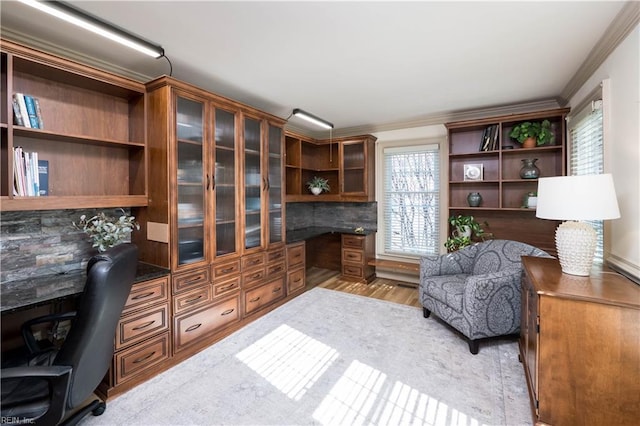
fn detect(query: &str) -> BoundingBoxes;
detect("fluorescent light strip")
[292,108,334,130]
[19,0,164,58]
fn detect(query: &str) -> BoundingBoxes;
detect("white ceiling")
[0,1,628,135]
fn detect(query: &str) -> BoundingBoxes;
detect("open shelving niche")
[1,40,147,211]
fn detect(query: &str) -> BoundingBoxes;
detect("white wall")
[569,25,640,279]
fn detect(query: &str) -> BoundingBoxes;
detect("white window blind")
[383,145,440,256]
[569,99,604,263]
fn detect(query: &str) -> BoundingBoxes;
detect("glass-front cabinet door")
[267,123,284,244]
[213,107,238,258]
[243,116,263,250]
[341,140,366,194]
[175,95,207,266]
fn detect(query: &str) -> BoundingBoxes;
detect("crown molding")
[0,28,153,83]
[560,1,640,105]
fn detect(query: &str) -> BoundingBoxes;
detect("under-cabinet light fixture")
[18,0,165,58]
[292,108,334,130]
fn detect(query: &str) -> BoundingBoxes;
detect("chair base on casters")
[61,399,106,426]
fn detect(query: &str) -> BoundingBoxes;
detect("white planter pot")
[310,187,322,195]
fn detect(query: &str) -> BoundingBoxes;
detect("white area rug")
[83,287,532,426]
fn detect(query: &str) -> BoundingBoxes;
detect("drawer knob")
[185,323,202,333]
[133,351,156,364]
[132,291,155,300]
[133,320,156,331]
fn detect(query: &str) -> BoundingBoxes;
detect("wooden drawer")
[123,276,169,314]
[174,296,240,350]
[266,260,286,277]
[212,258,241,279]
[114,332,170,385]
[287,243,305,268]
[173,285,211,316]
[244,277,285,315]
[266,247,286,264]
[115,305,170,350]
[342,248,364,264]
[213,275,240,300]
[342,264,364,279]
[242,252,265,270]
[342,234,364,249]
[242,267,266,289]
[287,267,305,295]
[172,266,210,294]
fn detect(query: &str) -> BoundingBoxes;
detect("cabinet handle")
[206,174,210,190]
[185,323,202,332]
[249,296,261,303]
[184,274,204,284]
[219,283,235,291]
[132,291,155,300]
[184,295,203,304]
[211,174,216,190]
[249,259,261,265]
[133,351,156,364]
[293,278,302,283]
[271,266,282,273]
[133,320,156,330]
[266,177,270,191]
[221,308,235,316]
[272,287,281,293]
[271,252,283,259]
[262,177,268,191]
[221,267,235,273]
[250,273,261,279]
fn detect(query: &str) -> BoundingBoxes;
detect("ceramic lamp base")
[555,221,597,276]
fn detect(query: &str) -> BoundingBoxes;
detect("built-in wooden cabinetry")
[285,132,376,202]
[0,39,147,212]
[446,109,569,255]
[520,256,640,425]
[286,241,306,295]
[341,234,375,282]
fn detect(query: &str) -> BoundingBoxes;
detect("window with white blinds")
[569,98,604,263]
[382,145,440,256]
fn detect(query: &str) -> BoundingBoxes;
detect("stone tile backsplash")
[286,202,377,231]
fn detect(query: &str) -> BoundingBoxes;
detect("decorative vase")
[525,192,538,209]
[519,158,540,179]
[467,192,482,207]
[310,187,322,195]
[522,137,537,149]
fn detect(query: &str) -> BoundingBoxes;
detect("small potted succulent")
[509,120,554,148]
[73,208,139,252]
[306,176,330,195]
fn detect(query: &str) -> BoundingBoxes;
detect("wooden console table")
[520,256,640,425]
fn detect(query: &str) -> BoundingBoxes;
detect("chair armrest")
[1,365,71,425]
[22,312,77,355]
[420,246,478,278]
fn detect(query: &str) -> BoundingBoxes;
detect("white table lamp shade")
[536,174,620,276]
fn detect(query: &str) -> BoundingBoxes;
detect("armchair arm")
[1,365,71,425]
[462,267,522,338]
[420,245,478,278]
[22,312,77,355]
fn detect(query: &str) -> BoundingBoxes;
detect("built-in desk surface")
[1,262,169,314]
[286,226,375,244]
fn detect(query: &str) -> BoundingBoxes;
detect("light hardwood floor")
[306,266,421,308]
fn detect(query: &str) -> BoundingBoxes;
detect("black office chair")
[1,243,138,426]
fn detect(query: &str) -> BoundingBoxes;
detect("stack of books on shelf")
[12,93,44,129]
[13,147,48,196]
[479,124,499,152]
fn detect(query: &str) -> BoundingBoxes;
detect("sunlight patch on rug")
[236,323,339,401]
[314,359,487,426]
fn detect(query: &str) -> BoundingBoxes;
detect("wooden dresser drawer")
[266,247,286,264]
[244,277,285,315]
[287,243,305,268]
[172,266,210,294]
[266,261,286,277]
[115,305,170,350]
[242,267,266,289]
[342,264,364,279]
[342,235,364,249]
[212,258,241,279]
[213,275,241,300]
[174,296,240,350]
[123,276,169,314]
[342,249,364,264]
[114,331,170,385]
[287,267,305,295]
[173,285,211,316]
[242,252,265,270]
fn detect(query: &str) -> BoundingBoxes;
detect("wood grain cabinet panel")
[114,332,170,385]
[122,276,169,315]
[172,285,212,316]
[287,243,305,269]
[172,266,210,294]
[340,234,375,282]
[174,296,240,351]
[244,277,285,316]
[287,268,305,295]
[212,258,241,279]
[212,276,241,300]
[115,305,170,351]
[266,261,286,277]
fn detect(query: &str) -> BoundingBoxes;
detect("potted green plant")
[444,215,490,252]
[509,120,554,148]
[306,176,330,195]
[73,209,139,252]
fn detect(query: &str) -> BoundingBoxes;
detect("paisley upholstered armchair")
[419,239,550,354]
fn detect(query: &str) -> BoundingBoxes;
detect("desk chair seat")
[1,243,138,426]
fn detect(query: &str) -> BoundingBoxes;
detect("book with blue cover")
[38,159,49,196]
[23,95,40,128]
